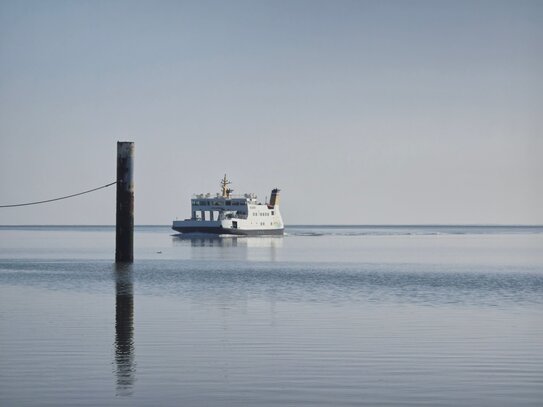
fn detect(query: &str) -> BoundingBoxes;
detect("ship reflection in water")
[114,263,135,396]
[172,234,283,262]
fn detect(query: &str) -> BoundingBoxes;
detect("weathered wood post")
[115,141,134,263]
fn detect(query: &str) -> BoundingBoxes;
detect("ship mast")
[220,174,233,198]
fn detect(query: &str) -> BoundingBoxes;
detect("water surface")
[0,225,542,406]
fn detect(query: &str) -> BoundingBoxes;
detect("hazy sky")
[1,0,541,225]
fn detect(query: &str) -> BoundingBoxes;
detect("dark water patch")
[1,259,542,308]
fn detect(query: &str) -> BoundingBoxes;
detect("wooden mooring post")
[115,142,134,263]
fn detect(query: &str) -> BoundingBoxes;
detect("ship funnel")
[269,188,280,206]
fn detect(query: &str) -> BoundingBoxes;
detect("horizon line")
[1,224,542,228]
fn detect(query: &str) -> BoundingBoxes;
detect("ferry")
[172,175,284,236]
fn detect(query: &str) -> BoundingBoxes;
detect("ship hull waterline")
[172,226,284,236]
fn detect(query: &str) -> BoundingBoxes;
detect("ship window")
[271,211,274,215]
[226,200,231,205]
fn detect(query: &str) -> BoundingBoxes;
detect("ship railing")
[192,194,257,199]
[222,214,248,220]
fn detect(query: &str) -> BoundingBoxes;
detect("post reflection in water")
[114,263,135,396]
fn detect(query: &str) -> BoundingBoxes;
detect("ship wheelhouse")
[190,196,250,222]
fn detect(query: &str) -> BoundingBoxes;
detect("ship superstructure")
[172,175,284,235]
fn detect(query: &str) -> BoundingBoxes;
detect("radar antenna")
[220,174,233,198]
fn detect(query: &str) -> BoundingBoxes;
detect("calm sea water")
[0,225,542,406]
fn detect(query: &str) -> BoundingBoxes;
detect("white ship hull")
[171,224,284,236]
[172,215,284,236]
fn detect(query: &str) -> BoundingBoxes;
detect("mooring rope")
[0,181,117,208]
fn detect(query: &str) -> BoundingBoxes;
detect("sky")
[0,0,541,225]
